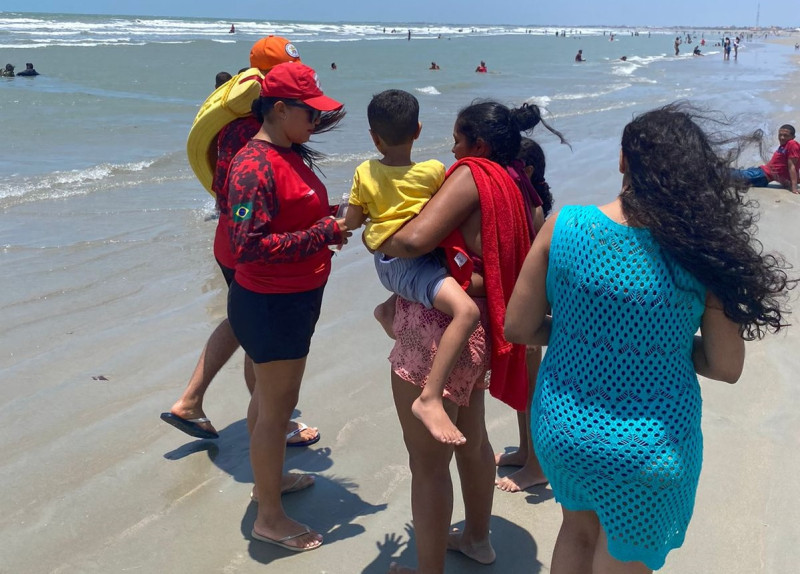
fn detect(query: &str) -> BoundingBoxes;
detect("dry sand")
[2,34,799,574]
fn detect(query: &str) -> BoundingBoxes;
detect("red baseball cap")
[249,35,301,71]
[259,62,343,111]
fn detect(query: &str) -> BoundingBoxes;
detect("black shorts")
[216,259,235,287]
[227,280,325,363]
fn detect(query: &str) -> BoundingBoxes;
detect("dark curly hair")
[518,137,554,217]
[250,97,345,171]
[619,102,795,340]
[455,100,568,167]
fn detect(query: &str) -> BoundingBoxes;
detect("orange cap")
[249,35,301,72]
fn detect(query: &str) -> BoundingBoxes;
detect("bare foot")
[251,473,316,501]
[374,298,397,339]
[494,449,527,467]
[252,517,322,551]
[446,528,496,565]
[388,563,416,573]
[411,396,466,445]
[495,466,548,493]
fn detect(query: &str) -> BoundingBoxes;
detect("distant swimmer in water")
[229,24,235,33]
[575,49,585,62]
[475,60,487,73]
[215,71,232,88]
[693,46,703,56]
[17,63,39,76]
[1,63,15,77]
[331,62,337,70]
[620,56,628,61]
[429,61,440,70]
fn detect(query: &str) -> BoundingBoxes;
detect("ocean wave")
[0,160,156,208]
[523,95,552,110]
[547,100,639,120]
[0,13,678,47]
[551,84,631,101]
[415,86,441,96]
[611,63,639,76]
[319,150,376,167]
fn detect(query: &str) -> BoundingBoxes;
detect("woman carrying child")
[346,89,481,446]
[379,100,563,573]
[505,102,794,572]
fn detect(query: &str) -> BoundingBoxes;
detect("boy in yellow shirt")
[345,90,480,445]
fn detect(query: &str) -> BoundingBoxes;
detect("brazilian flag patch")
[232,202,253,222]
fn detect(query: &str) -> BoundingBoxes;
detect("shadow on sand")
[360,515,543,573]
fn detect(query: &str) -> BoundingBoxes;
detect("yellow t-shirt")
[349,159,446,250]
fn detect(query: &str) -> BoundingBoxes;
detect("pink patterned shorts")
[389,296,490,407]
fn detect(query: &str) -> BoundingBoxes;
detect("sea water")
[0,12,796,361]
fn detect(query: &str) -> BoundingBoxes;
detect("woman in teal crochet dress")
[505,103,794,572]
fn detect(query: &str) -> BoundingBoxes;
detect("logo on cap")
[285,43,300,59]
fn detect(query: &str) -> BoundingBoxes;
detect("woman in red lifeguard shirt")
[226,62,350,552]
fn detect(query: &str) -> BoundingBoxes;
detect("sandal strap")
[277,528,311,543]
[285,422,308,440]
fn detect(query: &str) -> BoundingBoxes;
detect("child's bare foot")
[495,465,548,493]
[446,528,496,565]
[494,449,527,467]
[374,300,396,339]
[411,396,466,445]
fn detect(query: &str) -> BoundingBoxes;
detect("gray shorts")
[374,251,448,309]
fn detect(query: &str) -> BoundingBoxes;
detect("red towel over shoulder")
[446,157,531,411]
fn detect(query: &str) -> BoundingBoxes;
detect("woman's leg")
[449,386,496,564]
[250,357,321,550]
[496,346,547,492]
[167,318,240,435]
[391,371,457,574]
[551,508,600,574]
[245,355,319,446]
[592,527,652,574]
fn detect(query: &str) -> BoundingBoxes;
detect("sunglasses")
[285,101,322,123]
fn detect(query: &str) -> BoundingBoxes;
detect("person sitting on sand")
[345,89,480,446]
[734,124,799,194]
[17,63,39,77]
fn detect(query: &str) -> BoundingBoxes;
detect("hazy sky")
[3,1,797,28]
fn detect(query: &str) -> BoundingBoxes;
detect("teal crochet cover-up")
[532,205,707,569]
